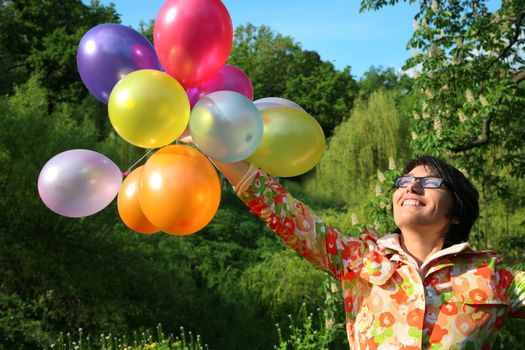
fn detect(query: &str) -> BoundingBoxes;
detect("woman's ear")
[449,217,460,224]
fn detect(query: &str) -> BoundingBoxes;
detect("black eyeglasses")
[394,176,444,189]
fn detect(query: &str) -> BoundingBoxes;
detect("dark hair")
[399,155,479,247]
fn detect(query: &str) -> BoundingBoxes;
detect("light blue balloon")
[190,91,263,162]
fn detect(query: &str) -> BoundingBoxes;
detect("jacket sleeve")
[236,168,366,280]
[506,263,525,318]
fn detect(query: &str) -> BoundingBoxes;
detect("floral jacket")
[236,169,525,350]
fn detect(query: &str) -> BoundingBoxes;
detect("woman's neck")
[399,229,445,267]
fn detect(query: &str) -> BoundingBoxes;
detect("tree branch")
[452,119,490,152]
[513,69,525,84]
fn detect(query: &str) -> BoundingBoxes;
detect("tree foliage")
[306,90,411,221]
[0,0,119,100]
[1,0,525,348]
[228,24,359,136]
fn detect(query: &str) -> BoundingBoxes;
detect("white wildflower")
[351,213,359,226]
[431,0,439,11]
[413,19,419,31]
[459,110,468,122]
[422,112,431,120]
[421,18,428,28]
[377,170,386,182]
[434,119,442,138]
[411,131,418,140]
[375,184,382,197]
[412,111,420,120]
[479,94,489,107]
[388,157,396,170]
[425,89,434,99]
[412,48,421,58]
[465,89,474,102]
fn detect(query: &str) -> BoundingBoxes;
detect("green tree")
[306,90,411,222]
[359,0,525,244]
[0,0,119,101]
[358,65,413,100]
[228,24,359,136]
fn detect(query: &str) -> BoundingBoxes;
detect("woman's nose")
[406,179,423,193]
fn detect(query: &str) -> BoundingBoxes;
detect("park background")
[0,0,524,349]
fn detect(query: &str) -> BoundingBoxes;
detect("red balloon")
[154,0,233,88]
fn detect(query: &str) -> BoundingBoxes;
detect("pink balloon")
[186,64,254,107]
[154,0,233,88]
[38,150,123,218]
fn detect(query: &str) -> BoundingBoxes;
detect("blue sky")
[82,0,497,79]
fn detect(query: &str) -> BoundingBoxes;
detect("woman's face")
[392,165,455,235]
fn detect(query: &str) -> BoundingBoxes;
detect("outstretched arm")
[212,160,366,280]
[212,160,254,188]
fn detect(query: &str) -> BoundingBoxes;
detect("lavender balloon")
[77,23,162,104]
[190,91,263,162]
[38,150,123,218]
[254,97,305,112]
[186,64,254,107]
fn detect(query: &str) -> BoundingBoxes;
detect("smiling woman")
[212,155,525,349]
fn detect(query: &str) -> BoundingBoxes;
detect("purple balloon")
[38,150,123,218]
[186,64,253,107]
[77,23,162,104]
[254,97,305,112]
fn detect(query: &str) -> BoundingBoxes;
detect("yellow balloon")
[247,107,326,177]
[108,69,190,148]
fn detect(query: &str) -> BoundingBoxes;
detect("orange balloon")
[139,145,221,235]
[117,166,159,234]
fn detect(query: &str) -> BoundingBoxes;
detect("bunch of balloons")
[38,0,326,236]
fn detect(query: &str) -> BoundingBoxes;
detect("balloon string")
[123,148,156,176]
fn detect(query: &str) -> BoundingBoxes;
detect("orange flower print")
[368,293,384,313]
[295,212,314,232]
[474,266,493,279]
[455,313,477,336]
[469,288,488,303]
[399,346,421,350]
[440,302,459,316]
[379,312,395,327]
[390,288,409,304]
[343,269,355,281]
[407,308,424,327]
[452,276,470,293]
[365,337,379,350]
[430,324,449,343]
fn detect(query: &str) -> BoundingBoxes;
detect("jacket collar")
[377,233,472,278]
